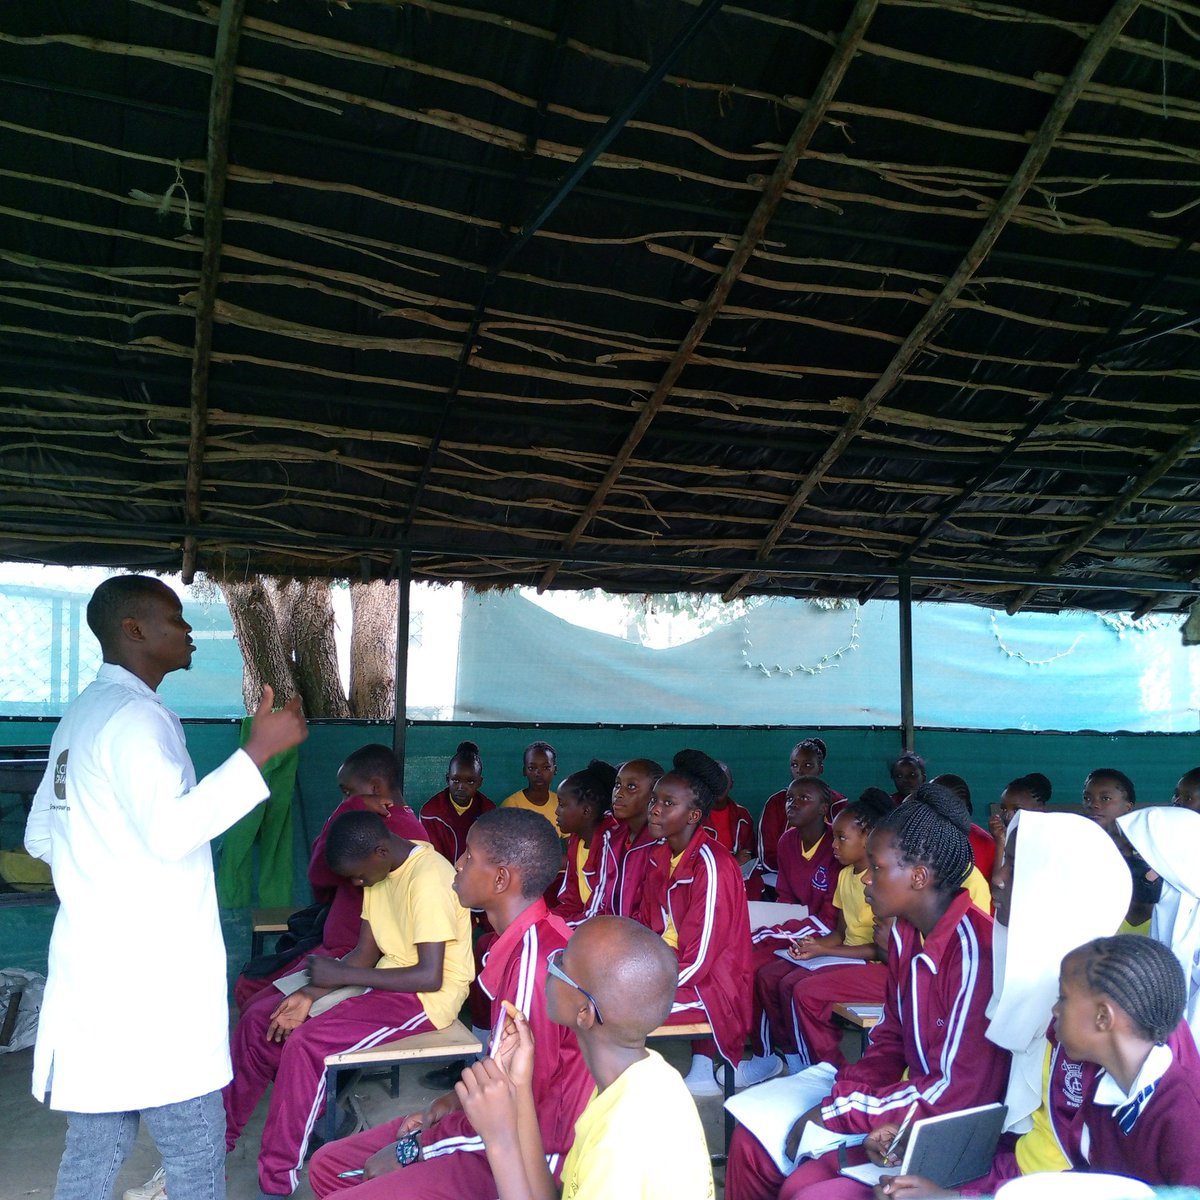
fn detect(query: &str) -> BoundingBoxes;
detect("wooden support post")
[393,550,412,787]
[898,574,915,753]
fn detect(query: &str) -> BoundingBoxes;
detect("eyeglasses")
[546,948,604,1025]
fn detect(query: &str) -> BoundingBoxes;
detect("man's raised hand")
[244,685,308,768]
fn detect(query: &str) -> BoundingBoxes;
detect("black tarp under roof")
[1,0,1199,614]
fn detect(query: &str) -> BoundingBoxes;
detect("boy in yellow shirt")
[457,915,714,1200]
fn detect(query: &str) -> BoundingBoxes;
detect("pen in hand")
[883,1100,920,1165]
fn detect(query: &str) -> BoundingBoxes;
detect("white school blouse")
[24,663,269,1112]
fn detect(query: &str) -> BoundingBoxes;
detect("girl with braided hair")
[725,784,1007,1200]
[635,748,754,1096]
[551,759,617,924]
[1059,934,1200,1186]
[419,740,495,864]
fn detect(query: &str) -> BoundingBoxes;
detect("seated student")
[636,749,754,1097]
[704,761,756,866]
[501,741,560,834]
[888,751,927,805]
[234,744,427,1012]
[1118,804,1200,1041]
[420,740,494,863]
[593,757,664,918]
[553,759,618,923]
[1173,766,1200,813]
[1063,935,1200,1186]
[1082,767,1153,930]
[455,915,715,1200]
[930,773,994,881]
[724,788,1008,1200]
[758,739,846,885]
[224,811,474,1197]
[307,809,593,1199]
[730,780,848,1086]
[871,808,1131,1199]
[775,793,894,1072]
[987,771,1051,865]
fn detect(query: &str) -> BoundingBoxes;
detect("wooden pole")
[393,549,412,787]
[182,0,245,583]
[898,574,915,752]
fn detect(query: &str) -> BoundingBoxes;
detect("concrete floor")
[0,1035,731,1200]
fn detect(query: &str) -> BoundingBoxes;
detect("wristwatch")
[395,1133,421,1167]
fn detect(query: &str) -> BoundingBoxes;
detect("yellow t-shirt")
[965,865,991,912]
[359,843,474,1029]
[561,1050,714,1200]
[833,866,873,947]
[1014,1039,1072,1175]
[576,839,593,904]
[663,850,686,949]
[501,789,562,836]
[1117,916,1151,936]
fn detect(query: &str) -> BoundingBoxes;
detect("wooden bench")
[646,1020,734,1158]
[320,1019,482,1141]
[251,906,298,958]
[831,1002,882,1059]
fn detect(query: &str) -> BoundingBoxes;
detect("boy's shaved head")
[568,916,678,1038]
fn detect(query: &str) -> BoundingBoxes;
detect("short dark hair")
[471,809,563,898]
[325,810,389,872]
[559,760,618,820]
[86,575,173,644]
[1074,934,1185,1044]
[667,749,726,820]
[340,744,401,789]
[1085,768,1136,805]
[1006,772,1052,805]
[877,782,972,894]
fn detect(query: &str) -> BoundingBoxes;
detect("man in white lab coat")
[25,575,308,1200]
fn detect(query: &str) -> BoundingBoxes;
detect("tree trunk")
[349,580,397,719]
[277,578,351,718]
[218,578,299,712]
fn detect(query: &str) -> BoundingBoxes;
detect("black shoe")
[421,1058,470,1089]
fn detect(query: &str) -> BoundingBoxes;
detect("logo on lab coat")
[53,750,69,800]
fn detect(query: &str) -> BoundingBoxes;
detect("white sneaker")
[682,1052,722,1097]
[783,1053,807,1075]
[716,1054,784,1089]
[124,1167,166,1200]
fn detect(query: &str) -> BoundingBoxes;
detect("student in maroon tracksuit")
[234,745,427,1012]
[888,751,927,805]
[1063,935,1200,1188]
[725,786,1007,1200]
[704,761,756,864]
[588,758,663,918]
[553,760,618,924]
[636,748,753,1096]
[418,740,495,864]
[756,739,845,895]
[308,808,593,1199]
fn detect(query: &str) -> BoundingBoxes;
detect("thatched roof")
[1,0,1199,613]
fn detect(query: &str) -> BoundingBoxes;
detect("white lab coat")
[24,663,269,1112]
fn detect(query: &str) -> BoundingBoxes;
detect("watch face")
[396,1134,421,1167]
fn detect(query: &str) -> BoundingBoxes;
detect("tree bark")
[349,580,397,719]
[276,578,351,718]
[218,578,298,712]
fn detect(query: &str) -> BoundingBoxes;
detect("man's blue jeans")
[53,1088,225,1200]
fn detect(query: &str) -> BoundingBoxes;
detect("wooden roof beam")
[535,0,881,593]
[182,0,245,585]
[1005,420,1200,614]
[720,0,1143,603]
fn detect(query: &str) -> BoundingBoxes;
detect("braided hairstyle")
[844,790,893,832]
[876,781,972,894]
[790,775,833,811]
[524,740,557,768]
[449,740,482,774]
[559,759,617,820]
[795,737,828,763]
[931,773,972,816]
[1073,935,1185,1044]
[1006,772,1052,805]
[669,749,726,820]
[1085,767,1136,805]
